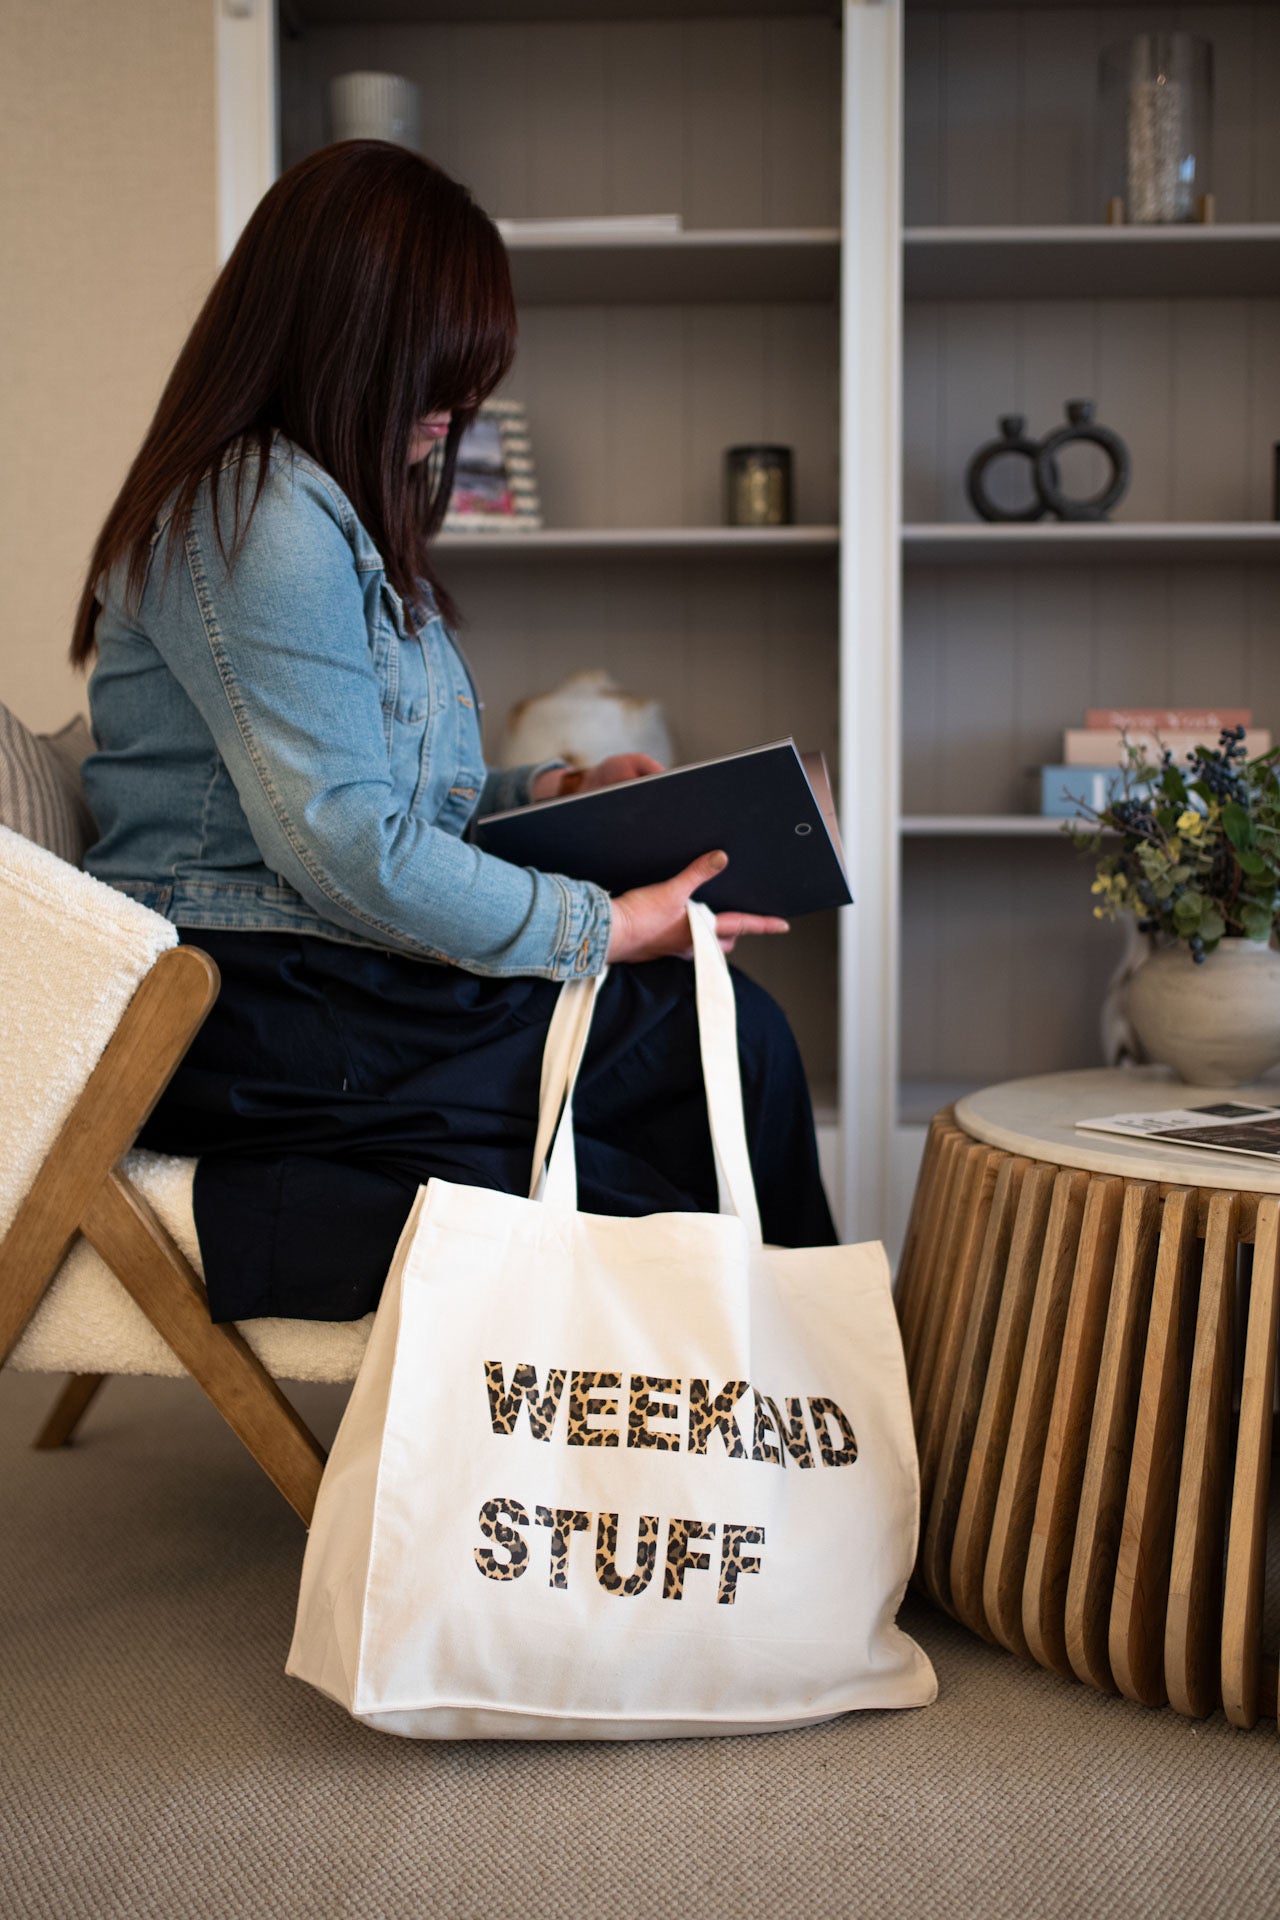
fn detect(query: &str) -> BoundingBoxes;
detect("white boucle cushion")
[0,825,178,1239]
[0,824,373,1385]
[10,1150,372,1384]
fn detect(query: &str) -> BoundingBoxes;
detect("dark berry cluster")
[1109,797,1156,833]
[1187,725,1251,804]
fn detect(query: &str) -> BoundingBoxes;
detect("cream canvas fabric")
[287,902,936,1740]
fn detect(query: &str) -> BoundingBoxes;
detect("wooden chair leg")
[0,947,221,1362]
[1,943,328,1523]
[32,1373,108,1449]
[80,1171,326,1524]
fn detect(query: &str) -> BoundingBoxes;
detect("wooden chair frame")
[0,945,326,1522]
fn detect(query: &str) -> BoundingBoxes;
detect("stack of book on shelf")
[1037,708,1271,817]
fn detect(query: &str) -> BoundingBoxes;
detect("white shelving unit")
[506,227,840,305]
[902,815,1095,837]
[217,0,897,1242]
[436,526,839,558]
[890,0,1280,1258]
[905,224,1280,300]
[904,525,1280,566]
[206,0,1280,1261]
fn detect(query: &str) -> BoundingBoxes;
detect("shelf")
[916,0,1245,11]
[435,525,839,558]
[901,816,1095,837]
[904,225,1280,302]
[292,0,831,21]
[506,228,839,305]
[902,524,1280,567]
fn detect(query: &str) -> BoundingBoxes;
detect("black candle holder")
[1035,401,1131,522]
[965,401,1131,523]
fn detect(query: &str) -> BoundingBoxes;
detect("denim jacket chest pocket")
[424,615,488,832]
[364,574,422,716]
[364,570,487,829]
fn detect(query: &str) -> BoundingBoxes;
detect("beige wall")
[1,0,218,730]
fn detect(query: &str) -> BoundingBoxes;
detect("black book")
[473,738,852,918]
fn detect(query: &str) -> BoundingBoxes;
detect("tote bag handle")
[527,964,608,1204]
[531,900,763,1244]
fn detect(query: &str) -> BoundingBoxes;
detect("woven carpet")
[2,1371,1276,1920]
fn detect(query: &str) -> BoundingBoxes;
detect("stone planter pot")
[1128,936,1280,1085]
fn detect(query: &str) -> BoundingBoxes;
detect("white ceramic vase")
[1127,935,1280,1085]
[330,72,421,150]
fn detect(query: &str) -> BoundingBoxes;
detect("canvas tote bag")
[287,901,936,1738]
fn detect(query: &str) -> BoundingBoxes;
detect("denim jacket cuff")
[550,876,613,979]
[481,757,570,817]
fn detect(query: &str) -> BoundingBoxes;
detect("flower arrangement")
[1068,725,1280,963]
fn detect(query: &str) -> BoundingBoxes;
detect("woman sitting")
[73,140,836,1324]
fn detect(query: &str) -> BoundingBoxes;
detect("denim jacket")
[82,434,613,980]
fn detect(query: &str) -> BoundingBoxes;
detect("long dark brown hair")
[70,141,516,665]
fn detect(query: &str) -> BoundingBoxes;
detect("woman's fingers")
[669,849,729,900]
[606,853,790,965]
[585,752,666,791]
[713,912,790,940]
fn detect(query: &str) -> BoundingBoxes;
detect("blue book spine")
[1039,765,1128,816]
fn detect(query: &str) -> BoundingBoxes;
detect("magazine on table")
[1076,1102,1280,1163]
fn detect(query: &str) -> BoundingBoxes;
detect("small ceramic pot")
[1127,935,1280,1085]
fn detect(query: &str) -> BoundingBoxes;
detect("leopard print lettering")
[534,1505,592,1588]
[717,1523,766,1605]
[566,1371,621,1446]
[808,1396,859,1466]
[627,1376,680,1451]
[485,1361,566,1440]
[765,1394,816,1469]
[750,1390,782,1465]
[473,1496,531,1581]
[662,1517,716,1598]
[686,1379,750,1459]
[594,1511,660,1596]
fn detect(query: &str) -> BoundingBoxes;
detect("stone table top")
[954,1065,1280,1193]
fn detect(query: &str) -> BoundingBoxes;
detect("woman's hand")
[530,754,663,802]
[606,851,790,963]
[578,752,663,793]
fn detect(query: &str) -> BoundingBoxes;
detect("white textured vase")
[1127,936,1280,1085]
[330,72,421,151]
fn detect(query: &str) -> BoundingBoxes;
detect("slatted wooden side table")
[897,1068,1280,1729]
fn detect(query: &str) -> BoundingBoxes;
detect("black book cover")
[472,738,852,918]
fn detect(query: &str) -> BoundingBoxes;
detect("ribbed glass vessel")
[1099,34,1214,224]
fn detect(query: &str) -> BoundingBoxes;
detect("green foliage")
[1067,727,1280,963]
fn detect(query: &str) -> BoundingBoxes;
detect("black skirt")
[139,928,838,1322]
